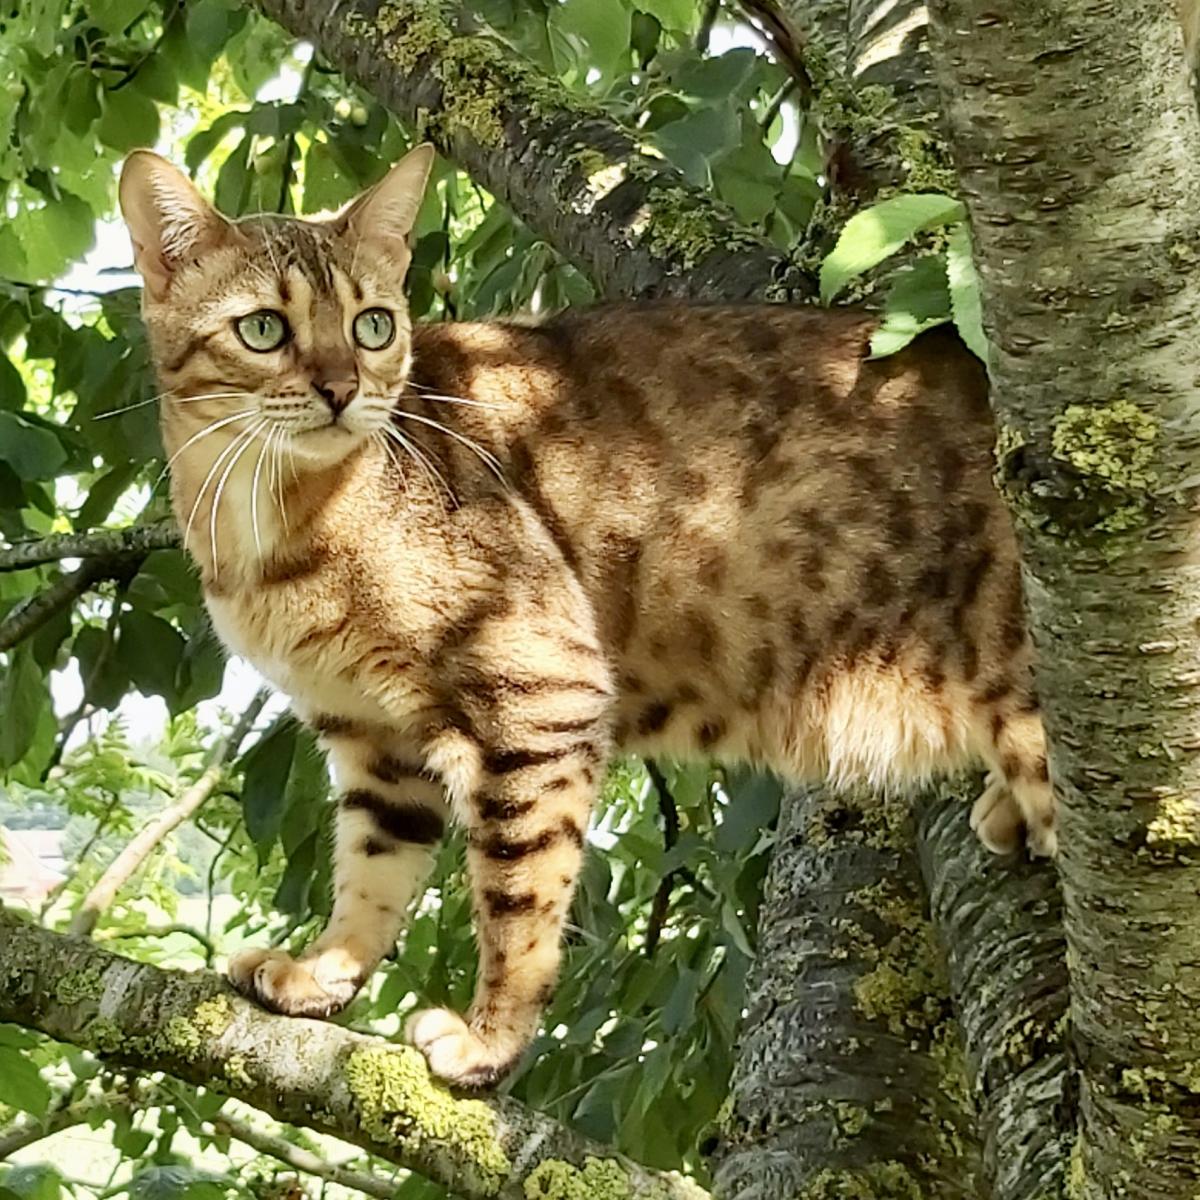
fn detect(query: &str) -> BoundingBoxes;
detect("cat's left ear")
[336,143,434,259]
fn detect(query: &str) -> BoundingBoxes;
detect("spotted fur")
[120,147,1055,1088]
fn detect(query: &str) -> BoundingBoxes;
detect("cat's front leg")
[408,720,605,1087]
[228,734,446,1017]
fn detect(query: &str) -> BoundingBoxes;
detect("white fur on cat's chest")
[206,592,393,727]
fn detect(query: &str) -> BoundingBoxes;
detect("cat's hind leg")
[228,735,445,1017]
[970,689,1056,858]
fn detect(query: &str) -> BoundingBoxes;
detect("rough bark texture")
[927,2,1200,1194]
[713,786,980,1199]
[918,785,1072,1200]
[0,522,178,571]
[251,0,810,303]
[0,907,707,1200]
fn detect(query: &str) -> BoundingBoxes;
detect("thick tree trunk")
[713,785,980,1198]
[251,0,809,303]
[927,2,1200,1195]
[0,908,707,1200]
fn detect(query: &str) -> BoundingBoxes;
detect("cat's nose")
[313,378,357,415]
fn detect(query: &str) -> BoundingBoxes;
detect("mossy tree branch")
[713,785,980,1198]
[250,0,810,302]
[0,907,708,1200]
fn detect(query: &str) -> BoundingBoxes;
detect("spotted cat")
[119,145,1054,1087]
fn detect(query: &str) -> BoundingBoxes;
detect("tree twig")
[69,689,272,938]
[0,908,709,1200]
[0,522,179,572]
[210,1115,401,1199]
[644,761,681,957]
[0,560,127,653]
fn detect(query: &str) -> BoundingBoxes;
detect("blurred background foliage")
[0,0,971,1194]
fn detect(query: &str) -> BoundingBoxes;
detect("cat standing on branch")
[119,145,1054,1088]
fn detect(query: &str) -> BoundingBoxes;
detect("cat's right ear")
[119,151,230,301]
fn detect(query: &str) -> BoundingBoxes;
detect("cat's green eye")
[353,308,395,351]
[235,310,288,352]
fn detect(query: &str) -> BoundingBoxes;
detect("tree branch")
[69,689,272,938]
[0,908,708,1200]
[251,0,810,302]
[0,522,179,572]
[209,1115,400,1200]
[0,560,127,653]
[713,784,980,1197]
[918,784,1072,1200]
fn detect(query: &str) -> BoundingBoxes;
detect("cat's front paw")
[970,776,1057,859]
[227,947,361,1019]
[406,1008,522,1088]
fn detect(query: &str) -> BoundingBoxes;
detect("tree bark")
[0,522,178,572]
[68,689,271,938]
[0,908,707,1200]
[918,785,1072,1200]
[927,1,1200,1194]
[713,785,980,1199]
[251,0,810,303]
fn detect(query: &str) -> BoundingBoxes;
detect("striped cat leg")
[409,737,601,1087]
[228,740,446,1017]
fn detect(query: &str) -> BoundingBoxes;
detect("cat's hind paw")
[969,775,1057,859]
[406,1007,521,1089]
[227,946,361,1019]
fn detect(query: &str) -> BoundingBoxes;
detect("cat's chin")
[285,422,370,468]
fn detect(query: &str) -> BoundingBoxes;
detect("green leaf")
[548,0,631,79]
[239,717,297,849]
[0,1046,51,1117]
[97,86,160,152]
[74,623,129,710]
[90,0,149,34]
[0,645,50,769]
[632,0,693,31]
[947,224,990,365]
[0,412,66,480]
[117,609,186,708]
[819,193,965,303]
[127,1165,229,1200]
[868,254,952,359]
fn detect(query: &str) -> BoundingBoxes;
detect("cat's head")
[118,144,434,467]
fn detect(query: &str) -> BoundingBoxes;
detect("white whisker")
[209,421,266,580]
[95,390,253,420]
[182,422,260,560]
[393,409,507,486]
[382,425,456,506]
[249,428,271,561]
[405,384,504,411]
[155,409,258,490]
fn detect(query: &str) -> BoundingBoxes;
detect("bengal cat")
[119,145,1054,1087]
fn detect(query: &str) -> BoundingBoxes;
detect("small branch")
[759,77,798,131]
[0,1098,93,1159]
[696,0,721,54]
[0,909,709,1200]
[99,925,218,968]
[69,689,272,938]
[210,1115,400,1199]
[644,761,681,957]
[0,559,126,653]
[0,522,179,572]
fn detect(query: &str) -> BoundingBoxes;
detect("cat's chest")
[205,582,415,726]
